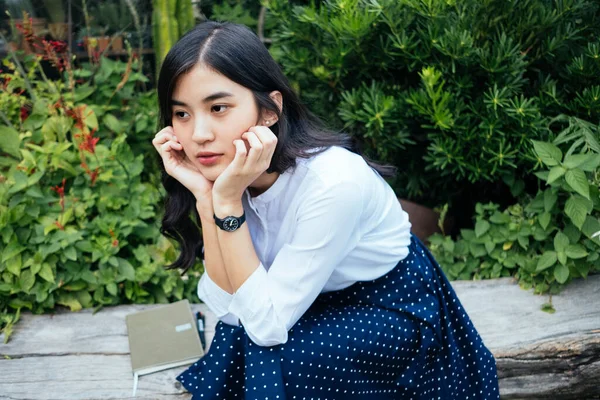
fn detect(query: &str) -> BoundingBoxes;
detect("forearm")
[197,202,234,295]
[213,200,261,292]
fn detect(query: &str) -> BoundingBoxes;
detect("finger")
[248,126,277,163]
[160,141,183,154]
[230,139,248,171]
[153,134,181,153]
[154,126,174,138]
[153,131,180,144]
[241,131,263,166]
[249,126,277,149]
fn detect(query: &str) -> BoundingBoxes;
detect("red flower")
[49,40,68,53]
[79,135,99,154]
[89,168,99,185]
[78,128,99,154]
[20,106,30,122]
[81,161,100,186]
[51,178,66,211]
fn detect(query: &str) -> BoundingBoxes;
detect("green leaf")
[578,154,600,172]
[56,293,82,312]
[565,245,588,259]
[565,195,589,229]
[103,114,124,133]
[39,263,55,283]
[565,169,590,199]
[563,154,593,169]
[538,212,551,230]
[554,231,569,252]
[117,258,136,281]
[557,251,567,265]
[2,238,25,263]
[8,170,28,194]
[532,140,562,166]
[64,247,78,261]
[475,220,490,237]
[0,126,21,158]
[541,303,556,314]
[517,235,529,250]
[5,254,22,276]
[543,190,558,212]
[20,269,35,292]
[554,264,569,284]
[581,216,600,244]
[536,251,557,271]
[83,106,98,130]
[547,166,566,184]
[74,84,95,101]
[469,242,487,257]
[106,282,118,296]
[75,241,94,253]
[489,211,510,224]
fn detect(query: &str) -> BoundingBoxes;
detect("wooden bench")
[1,275,599,399]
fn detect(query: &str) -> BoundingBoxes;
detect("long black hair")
[157,21,397,275]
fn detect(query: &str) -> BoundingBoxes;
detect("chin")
[197,168,220,183]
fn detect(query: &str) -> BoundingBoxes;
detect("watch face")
[223,217,240,231]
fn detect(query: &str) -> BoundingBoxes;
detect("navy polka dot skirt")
[177,233,500,399]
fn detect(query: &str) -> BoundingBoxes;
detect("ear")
[261,90,283,126]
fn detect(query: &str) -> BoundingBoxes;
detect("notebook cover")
[126,299,204,375]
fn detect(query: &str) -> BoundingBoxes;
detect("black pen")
[196,311,207,350]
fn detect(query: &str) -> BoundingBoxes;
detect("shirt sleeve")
[228,181,364,346]
[197,270,240,327]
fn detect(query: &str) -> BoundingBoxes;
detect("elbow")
[245,324,289,347]
[218,313,240,327]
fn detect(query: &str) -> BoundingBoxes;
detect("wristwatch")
[213,212,246,232]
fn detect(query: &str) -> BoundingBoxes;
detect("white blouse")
[197,146,412,346]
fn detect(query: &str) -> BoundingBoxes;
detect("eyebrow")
[171,91,235,107]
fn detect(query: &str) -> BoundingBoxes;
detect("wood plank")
[0,304,216,357]
[1,275,599,399]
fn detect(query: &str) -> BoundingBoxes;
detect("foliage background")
[1,0,600,341]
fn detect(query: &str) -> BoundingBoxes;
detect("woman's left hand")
[212,125,278,206]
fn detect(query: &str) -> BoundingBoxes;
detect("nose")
[191,118,215,143]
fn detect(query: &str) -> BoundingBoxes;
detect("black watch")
[213,212,246,232]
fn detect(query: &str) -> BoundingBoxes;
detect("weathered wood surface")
[1,275,599,400]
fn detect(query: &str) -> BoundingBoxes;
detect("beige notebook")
[125,299,205,396]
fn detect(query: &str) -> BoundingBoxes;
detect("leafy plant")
[88,0,134,35]
[0,21,201,343]
[429,117,600,304]
[264,0,600,213]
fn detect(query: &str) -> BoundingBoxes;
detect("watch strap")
[213,212,246,231]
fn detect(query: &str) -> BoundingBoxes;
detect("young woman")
[152,21,500,399]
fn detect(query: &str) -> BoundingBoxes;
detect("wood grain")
[1,276,599,399]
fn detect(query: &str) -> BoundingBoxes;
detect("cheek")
[171,124,194,154]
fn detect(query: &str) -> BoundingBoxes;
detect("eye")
[173,110,189,119]
[211,105,229,113]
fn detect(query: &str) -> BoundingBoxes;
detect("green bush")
[264,0,600,211]
[0,28,201,343]
[429,116,600,301]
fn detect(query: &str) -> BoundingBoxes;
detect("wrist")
[213,198,244,219]
[195,200,215,222]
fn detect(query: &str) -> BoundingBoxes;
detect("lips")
[196,154,222,166]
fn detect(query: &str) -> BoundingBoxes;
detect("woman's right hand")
[152,127,214,210]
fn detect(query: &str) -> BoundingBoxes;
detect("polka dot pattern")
[177,233,500,399]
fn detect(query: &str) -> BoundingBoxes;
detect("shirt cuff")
[228,263,267,318]
[197,271,234,318]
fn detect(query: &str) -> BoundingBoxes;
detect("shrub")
[429,116,600,302]
[264,0,600,215]
[0,20,201,343]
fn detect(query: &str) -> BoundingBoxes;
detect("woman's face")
[170,63,277,182]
